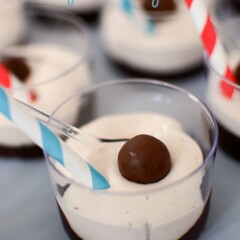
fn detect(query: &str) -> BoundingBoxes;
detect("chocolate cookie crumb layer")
[218,122,240,160]
[57,197,210,240]
[0,144,43,159]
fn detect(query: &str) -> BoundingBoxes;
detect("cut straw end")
[0,86,110,190]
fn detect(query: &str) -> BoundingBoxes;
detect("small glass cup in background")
[0,8,91,158]
[0,0,27,49]
[100,0,202,75]
[206,17,240,159]
[45,80,218,240]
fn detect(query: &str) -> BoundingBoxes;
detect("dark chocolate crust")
[218,122,240,160]
[0,144,43,159]
[105,54,204,79]
[57,198,210,240]
[76,10,100,24]
[232,0,240,10]
[180,198,210,240]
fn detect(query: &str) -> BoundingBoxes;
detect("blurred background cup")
[206,16,240,159]
[100,0,203,75]
[0,6,91,158]
[45,80,218,240]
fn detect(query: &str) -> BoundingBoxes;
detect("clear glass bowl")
[100,0,202,74]
[0,7,91,158]
[45,80,218,240]
[206,17,240,159]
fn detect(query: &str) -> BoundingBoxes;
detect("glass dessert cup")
[45,80,218,240]
[206,17,240,159]
[100,0,202,76]
[0,8,91,158]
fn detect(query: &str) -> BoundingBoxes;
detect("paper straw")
[68,0,74,6]
[122,0,155,33]
[184,0,236,99]
[0,86,110,190]
[0,63,36,103]
[152,0,160,8]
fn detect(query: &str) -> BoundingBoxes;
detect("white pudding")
[207,53,240,137]
[100,1,202,74]
[55,112,205,240]
[0,0,26,49]
[0,43,91,147]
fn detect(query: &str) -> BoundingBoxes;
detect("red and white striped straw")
[0,63,37,103]
[185,0,236,99]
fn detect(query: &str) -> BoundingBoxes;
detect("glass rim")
[0,6,91,90]
[44,79,218,196]
[205,54,240,91]
[206,6,240,90]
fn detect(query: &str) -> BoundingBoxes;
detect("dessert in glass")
[45,80,218,240]
[206,17,240,159]
[0,0,27,49]
[0,9,91,158]
[100,0,202,75]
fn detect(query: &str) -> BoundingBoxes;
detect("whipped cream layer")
[0,0,26,48]
[207,53,240,137]
[101,1,202,74]
[26,0,104,12]
[0,43,90,147]
[55,113,205,240]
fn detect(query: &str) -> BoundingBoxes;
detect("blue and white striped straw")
[68,0,74,5]
[0,86,110,190]
[121,0,155,33]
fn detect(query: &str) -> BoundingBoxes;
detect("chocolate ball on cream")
[2,57,30,82]
[118,134,171,184]
[142,0,176,12]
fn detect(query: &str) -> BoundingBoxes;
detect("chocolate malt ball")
[118,134,171,184]
[143,0,176,12]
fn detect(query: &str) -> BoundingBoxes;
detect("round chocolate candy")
[118,134,171,184]
[2,57,30,82]
[142,0,176,12]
